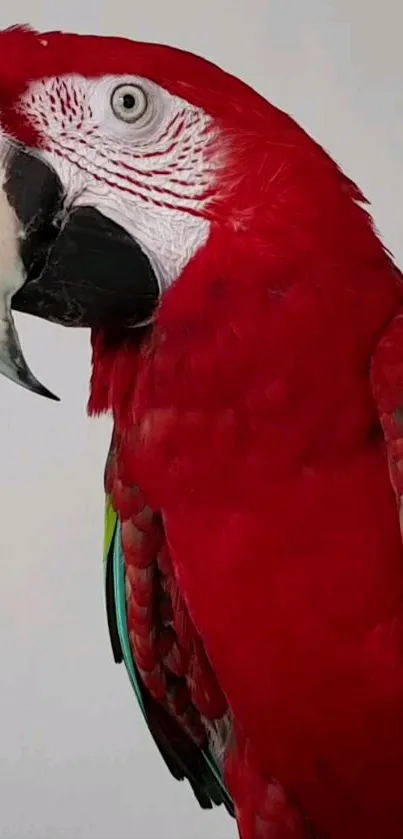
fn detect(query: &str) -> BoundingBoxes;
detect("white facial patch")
[19,74,222,291]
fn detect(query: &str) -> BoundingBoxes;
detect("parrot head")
[0,24,378,400]
[0,23,276,399]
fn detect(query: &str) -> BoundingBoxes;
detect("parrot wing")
[103,431,234,817]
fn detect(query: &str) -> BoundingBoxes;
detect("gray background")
[0,1,402,837]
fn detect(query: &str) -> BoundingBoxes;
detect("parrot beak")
[0,142,160,399]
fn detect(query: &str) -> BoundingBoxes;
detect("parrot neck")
[88,325,149,417]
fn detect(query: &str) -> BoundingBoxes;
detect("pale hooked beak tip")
[0,309,60,401]
[24,376,60,401]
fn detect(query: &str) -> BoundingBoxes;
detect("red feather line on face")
[13,67,218,223]
[31,99,214,214]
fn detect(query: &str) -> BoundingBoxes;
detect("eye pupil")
[111,84,148,123]
[122,93,136,110]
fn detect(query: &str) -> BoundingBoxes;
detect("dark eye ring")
[111,83,148,123]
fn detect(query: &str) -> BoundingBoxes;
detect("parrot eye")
[110,83,148,123]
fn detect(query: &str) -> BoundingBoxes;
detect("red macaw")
[0,23,403,839]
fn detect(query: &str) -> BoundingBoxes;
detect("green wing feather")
[103,492,234,816]
[103,495,117,570]
[103,496,146,714]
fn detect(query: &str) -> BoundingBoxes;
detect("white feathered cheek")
[21,73,217,292]
[0,72,216,397]
[0,69,221,398]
